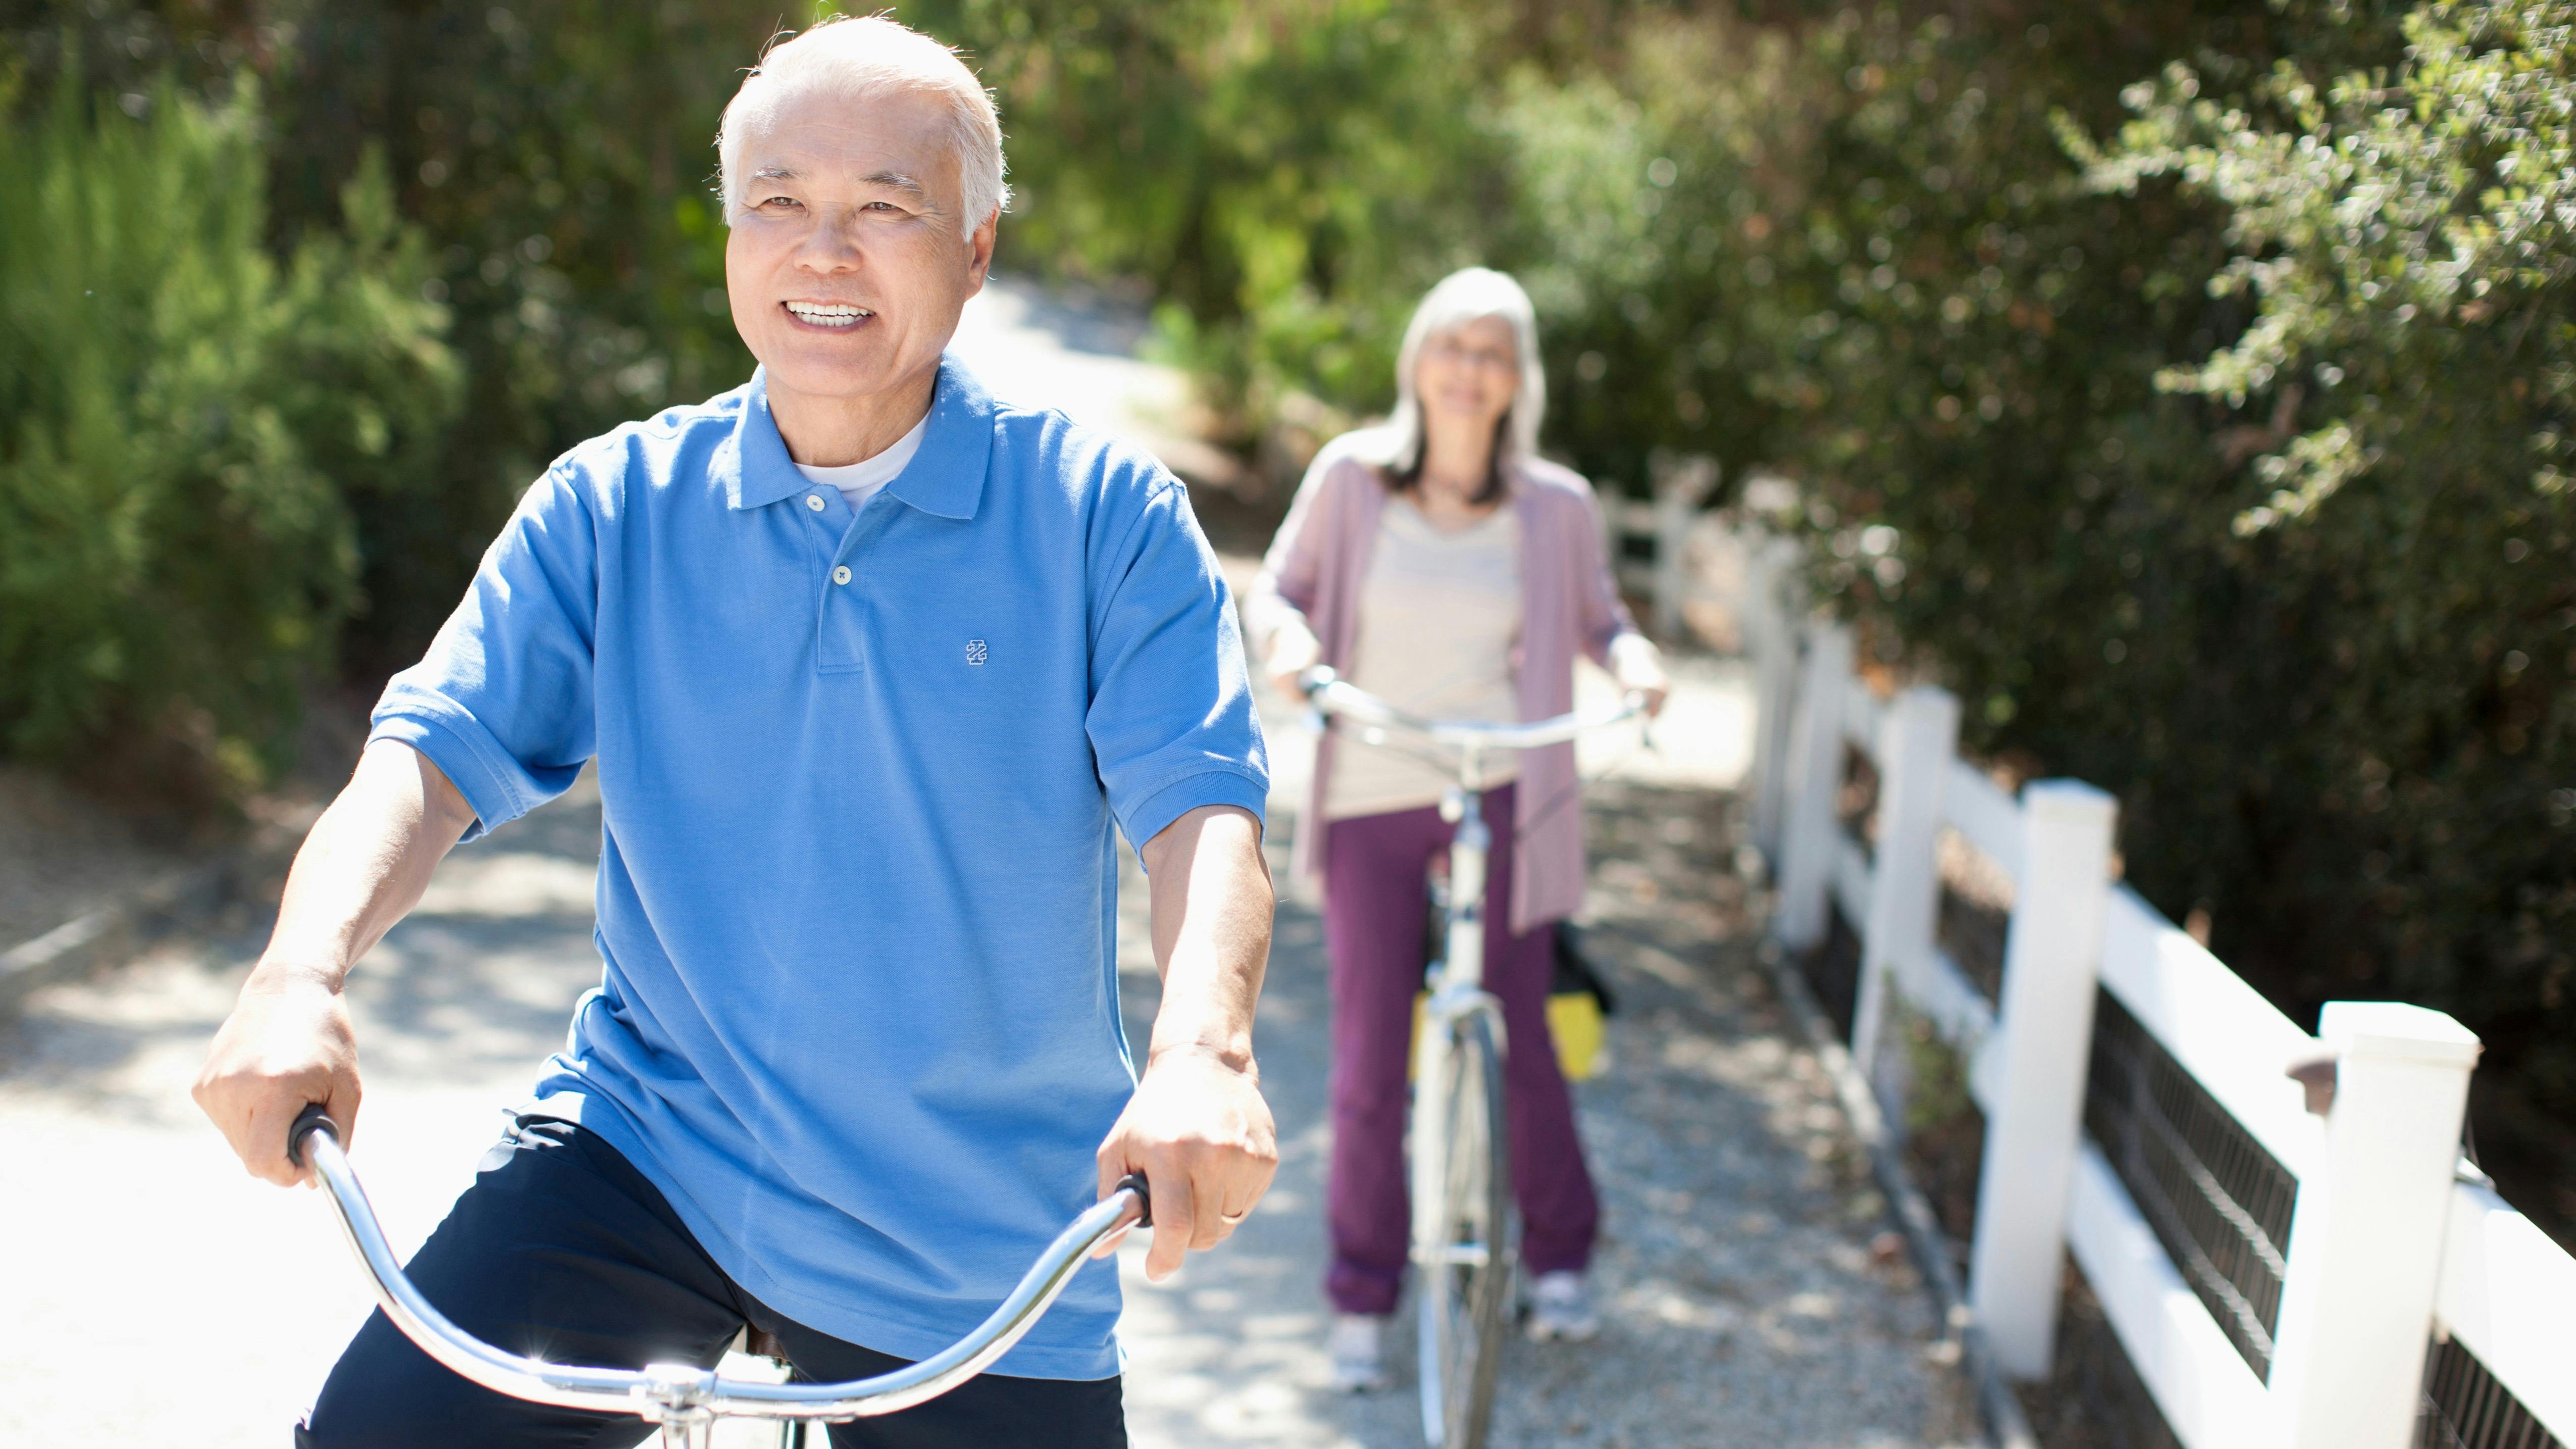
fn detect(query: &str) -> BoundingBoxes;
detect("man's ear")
[966,208,1000,288]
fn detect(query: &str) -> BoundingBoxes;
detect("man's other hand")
[193,967,361,1187]
[192,739,474,1186]
[1094,1045,1279,1282]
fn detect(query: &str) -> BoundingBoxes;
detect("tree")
[0,67,457,800]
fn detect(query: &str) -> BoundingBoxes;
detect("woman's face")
[1414,316,1520,435]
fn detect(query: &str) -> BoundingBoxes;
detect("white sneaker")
[1525,1270,1600,1342]
[1326,1313,1389,1392]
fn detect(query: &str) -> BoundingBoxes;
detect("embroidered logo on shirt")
[965,638,988,666]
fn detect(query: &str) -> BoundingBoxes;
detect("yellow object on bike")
[1546,987,1607,1080]
[1409,987,1607,1082]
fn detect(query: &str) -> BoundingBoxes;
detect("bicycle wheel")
[1416,1008,1512,1449]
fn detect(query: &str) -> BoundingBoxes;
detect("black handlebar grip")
[1116,1173,1153,1228]
[287,1102,340,1170]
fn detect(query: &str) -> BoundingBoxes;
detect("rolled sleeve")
[1086,477,1270,849]
[368,465,600,842]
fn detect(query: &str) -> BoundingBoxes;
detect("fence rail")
[1718,521,2575,1449]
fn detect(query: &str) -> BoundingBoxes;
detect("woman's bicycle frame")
[1299,667,1645,1449]
[285,1105,1150,1448]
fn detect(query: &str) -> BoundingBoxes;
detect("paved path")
[0,281,1979,1447]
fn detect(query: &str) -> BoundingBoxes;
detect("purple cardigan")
[1247,444,1642,935]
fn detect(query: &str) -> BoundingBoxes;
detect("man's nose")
[795,215,868,272]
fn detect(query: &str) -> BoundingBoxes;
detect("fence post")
[2266,1003,2481,1449]
[1770,623,1852,953]
[1744,533,1805,860]
[1967,778,2119,1380]
[1649,454,1719,639]
[1850,685,1962,1095]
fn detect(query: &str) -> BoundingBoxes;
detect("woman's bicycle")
[285,1105,1150,1449]
[1298,668,1646,1449]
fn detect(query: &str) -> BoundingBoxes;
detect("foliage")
[0,66,456,798]
[259,1,782,669]
[902,0,1518,436]
[1529,0,2575,1226]
[1485,16,1809,491]
[2076,0,2576,1214]
[9,3,782,666]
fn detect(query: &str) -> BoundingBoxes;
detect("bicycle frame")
[1301,667,1644,1445]
[287,1108,1149,1448]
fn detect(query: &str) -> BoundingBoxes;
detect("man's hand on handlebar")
[193,740,474,1187]
[193,963,362,1187]
[1092,1044,1279,1283]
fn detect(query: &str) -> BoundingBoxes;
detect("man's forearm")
[259,739,478,986]
[196,738,479,1183]
[1101,802,1279,1276]
[1137,804,1272,1069]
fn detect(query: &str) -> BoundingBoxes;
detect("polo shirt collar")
[722,356,995,519]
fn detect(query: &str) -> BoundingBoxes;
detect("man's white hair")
[715,15,1009,239]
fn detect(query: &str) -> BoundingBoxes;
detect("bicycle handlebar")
[1298,666,1647,751]
[288,1105,1150,1426]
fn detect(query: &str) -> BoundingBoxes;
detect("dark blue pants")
[296,1116,1125,1449]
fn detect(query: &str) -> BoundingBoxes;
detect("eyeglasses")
[1422,335,1520,375]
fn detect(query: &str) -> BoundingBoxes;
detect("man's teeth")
[786,303,872,327]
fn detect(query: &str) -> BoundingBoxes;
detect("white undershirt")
[1325,498,1523,820]
[793,411,931,512]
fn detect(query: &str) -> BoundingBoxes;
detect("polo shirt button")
[832,566,852,585]
[805,493,826,512]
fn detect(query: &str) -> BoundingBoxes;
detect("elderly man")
[192,17,1276,1448]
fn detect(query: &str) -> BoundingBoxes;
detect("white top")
[793,411,931,512]
[1325,497,1522,821]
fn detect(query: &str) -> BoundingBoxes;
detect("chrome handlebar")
[288,1107,1149,1427]
[1297,666,1648,750]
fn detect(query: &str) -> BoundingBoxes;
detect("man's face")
[725,83,996,405]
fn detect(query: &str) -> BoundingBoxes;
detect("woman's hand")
[1265,620,1322,699]
[1610,634,1671,717]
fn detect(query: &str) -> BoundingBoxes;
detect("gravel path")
[1111,670,1980,1449]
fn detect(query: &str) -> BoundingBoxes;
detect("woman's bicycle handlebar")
[287,1105,1150,1428]
[1297,666,1647,751]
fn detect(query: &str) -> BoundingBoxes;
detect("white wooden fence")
[1726,526,2575,1449]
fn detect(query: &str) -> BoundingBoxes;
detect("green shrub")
[1496,1,2576,1232]
[2074,0,2576,1226]
[14,2,780,668]
[0,68,456,798]
[909,0,1514,440]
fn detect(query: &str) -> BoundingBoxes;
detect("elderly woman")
[1249,267,1667,1390]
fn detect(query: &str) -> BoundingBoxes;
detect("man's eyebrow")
[859,170,931,198]
[742,166,937,208]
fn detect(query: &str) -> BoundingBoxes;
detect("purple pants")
[1322,783,1601,1316]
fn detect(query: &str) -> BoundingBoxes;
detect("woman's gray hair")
[1355,267,1548,476]
[716,15,1009,240]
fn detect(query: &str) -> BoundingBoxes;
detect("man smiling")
[192,17,1277,1448]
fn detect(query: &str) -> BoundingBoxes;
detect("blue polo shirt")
[369,357,1268,1379]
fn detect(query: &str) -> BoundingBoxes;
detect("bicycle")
[1298,667,1646,1449]
[286,1104,1150,1449]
